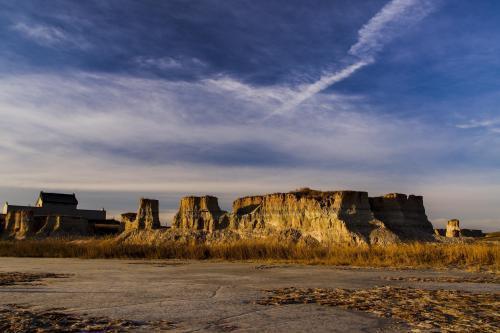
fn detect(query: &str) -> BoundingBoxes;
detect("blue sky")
[0,0,499,229]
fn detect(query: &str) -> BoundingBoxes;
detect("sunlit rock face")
[122,199,161,231]
[446,219,461,237]
[369,193,435,241]
[229,189,399,244]
[172,196,229,232]
[171,188,437,244]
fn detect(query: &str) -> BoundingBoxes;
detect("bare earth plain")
[0,258,499,332]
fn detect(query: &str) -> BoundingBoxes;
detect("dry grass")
[0,238,498,271]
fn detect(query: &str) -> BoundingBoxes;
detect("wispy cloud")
[133,56,206,71]
[11,21,90,49]
[456,118,500,132]
[272,0,438,116]
[349,0,436,59]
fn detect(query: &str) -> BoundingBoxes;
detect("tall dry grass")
[0,239,498,271]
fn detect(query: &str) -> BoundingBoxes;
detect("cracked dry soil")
[256,286,500,332]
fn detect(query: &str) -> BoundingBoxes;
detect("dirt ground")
[0,258,498,332]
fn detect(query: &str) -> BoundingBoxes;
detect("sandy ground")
[0,258,498,332]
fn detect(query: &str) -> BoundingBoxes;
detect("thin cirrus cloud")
[271,0,438,116]
[11,21,90,49]
[456,118,500,133]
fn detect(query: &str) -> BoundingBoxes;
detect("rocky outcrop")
[444,219,484,238]
[170,188,439,244]
[228,189,398,244]
[137,198,161,230]
[121,212,138,232]
[172,196,229,232]
[369,194,434,240]
[446,219,461,237]
[1,210,38,239]
[121,199,161,231]
[37,216,91,237]
[1,210,90,239]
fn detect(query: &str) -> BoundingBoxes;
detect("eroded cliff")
[172,196,229,232]
[169,189,428,244]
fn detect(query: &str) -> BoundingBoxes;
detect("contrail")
[269,0,437,117]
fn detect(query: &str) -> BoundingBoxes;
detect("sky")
[0,0,499,230]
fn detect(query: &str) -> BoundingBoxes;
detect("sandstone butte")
[0,188,485,244]
[169,188,435,245]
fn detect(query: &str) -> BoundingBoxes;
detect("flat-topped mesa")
[172,196,229,232]
[122,198,161,231]
[369,193,434,240]
[230,189,396,244]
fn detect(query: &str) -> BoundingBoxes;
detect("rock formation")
[121,198,161,231]
[446,219,461,237]
[1,210,37,239]
[443,219,484,238]
[169,188,441,244]
[172,196,229,232]
[0,210,90,239]
[369,193,434,240]
[228,189,401,244]
[37,216,91,237]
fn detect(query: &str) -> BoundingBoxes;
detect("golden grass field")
[0,238,498,272]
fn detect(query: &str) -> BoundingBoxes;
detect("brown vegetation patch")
[256,286,500,332]
[0,272,71,286]
[0,304,176,332]
[384,274,499,284]
[0,239,498,271]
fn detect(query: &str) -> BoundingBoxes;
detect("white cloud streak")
[456,118,500,133]
[11,21,90,49]
[273,0,437,115]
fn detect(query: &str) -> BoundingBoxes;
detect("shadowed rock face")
[38,216,91,237]
[172,196,228,232]
[369,193,434,240]
[2,210,37,239]
[122,199,160,231]
[1,211,90,239]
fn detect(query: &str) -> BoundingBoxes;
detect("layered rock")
[1,210,90,239]
[369,193,434,240]
[172,196,229,232]
[170,188,439,244]
[229,189,397,244]
[121,199,161,231]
